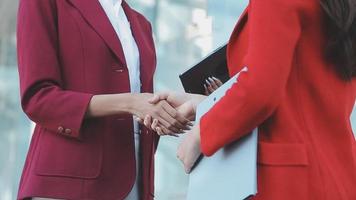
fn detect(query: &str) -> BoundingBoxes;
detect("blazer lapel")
[68,0,127,66]
[122,2,155,91]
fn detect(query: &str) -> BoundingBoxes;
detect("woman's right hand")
[139,92,206,135]
[130,93,191,134]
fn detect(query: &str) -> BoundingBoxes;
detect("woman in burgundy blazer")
[16,0,190,199]
[148,0,356,199]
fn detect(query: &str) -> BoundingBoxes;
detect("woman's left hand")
[177,124,202,174]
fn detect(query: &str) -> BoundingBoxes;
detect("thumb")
[149,91,170,104]
[177,101,195,120]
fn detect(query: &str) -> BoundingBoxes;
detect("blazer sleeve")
[200,0,302,156]
[17,0,94,139]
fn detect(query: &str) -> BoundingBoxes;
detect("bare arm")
[86,93,140,118]
[86,93,191,133]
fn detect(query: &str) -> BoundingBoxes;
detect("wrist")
[128,93,141,115]
[113,93,138,115]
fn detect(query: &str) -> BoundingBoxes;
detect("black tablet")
[179,44,229,95]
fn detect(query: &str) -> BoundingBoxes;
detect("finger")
[154,119,178,135]
[160,125,173,135]
[207,84,215,93]
[204,84,210,95]
[155,121,178,136]
[148,92,170,104]
[156,127,164,136]
[134,116,143,124]
[156,116,181,133]
[150,108,180,133]
[157,120,184,135]
[159,102,187,130]
[208,77,219,90]
[151,118,159,130]
[205,79,212,88]
[148,94,160,104]
[161,102,190,130]
[166,101,192,127]
[212,77,223,86]
[205,79,215,93]
[143,115,152,128]
[158,125,178,136]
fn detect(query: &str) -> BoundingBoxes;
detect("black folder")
[179,44,229,95]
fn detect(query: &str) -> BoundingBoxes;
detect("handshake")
[133,91,206,136]
[133,77,223,136]
[131,91,206,173]
[130,77,222,173]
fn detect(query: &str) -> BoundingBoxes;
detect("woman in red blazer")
[148,0,356,199]
[16,0,190,199]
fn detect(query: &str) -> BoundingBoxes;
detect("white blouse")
[99,0,141,134]
[99,1,141,200]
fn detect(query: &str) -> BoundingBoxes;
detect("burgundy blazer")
[201,0,356,199]
[17,0,157,199]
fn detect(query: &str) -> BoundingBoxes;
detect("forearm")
[86,93,138,118]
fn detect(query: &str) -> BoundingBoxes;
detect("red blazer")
[17,0,157,199]
[200,0,356,199]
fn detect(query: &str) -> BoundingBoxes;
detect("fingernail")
[212,77,218,80]
[208,77,214,82]
[205,79,211,85]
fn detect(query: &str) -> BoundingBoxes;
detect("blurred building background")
[0,0,355,200]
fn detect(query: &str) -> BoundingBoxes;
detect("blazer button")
[57,126,64,133]
[64,129,72,135]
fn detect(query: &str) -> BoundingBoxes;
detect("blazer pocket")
[257,142,309,166]
[255,142,309,200]
[35,127,103,179]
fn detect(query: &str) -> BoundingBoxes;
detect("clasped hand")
[134,78,222,173]
[130,93,192,134]
[136,76,222,135]
[136,92,206,174]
